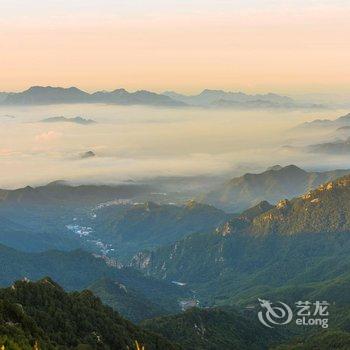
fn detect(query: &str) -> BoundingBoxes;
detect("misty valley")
[3,1,350,348]
[1,97,350,349]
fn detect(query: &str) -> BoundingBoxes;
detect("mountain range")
[163,89,323,109]
[0,181,152,206]
[0,180,228,260]
[86,200,228,261]
[289,112,350,155]
[201,164,350,212]
[1,171,350,348]
[295,112,350,130]
[1,166,349,259]
[142,271,350,349]
[1,275,348,350]
[0,243,190,317]
[307,137,350,154]
[1,86,185,107]
[40,116,97,125]
[131,174,350,305]
[0,181,155,254]
[0,86,322,109]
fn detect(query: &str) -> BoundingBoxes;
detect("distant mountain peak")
[46,180,69,187]
[279,164,306,173]
[80,150,96,159]
[337,112,350,121]
[200,88,225,94]
[295,111,350,130]
[111,88,128,94]
[26,85,85,92]
[242,164,304,180]
[214,173,350,237]
[40,116,96,125]
[37,276,64,290]
[266,165,283,171]
[202,165,350,212]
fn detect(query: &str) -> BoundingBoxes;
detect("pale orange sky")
[1,1,350,94]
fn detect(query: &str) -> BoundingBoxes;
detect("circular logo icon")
[258,298,293,328]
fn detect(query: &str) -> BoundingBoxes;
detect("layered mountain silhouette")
[0,244,189,313]
[91,88,185,106]
[295,112,350,130]
[0,86,322,109]
[164,89,295,105]
[307,137,350,154]
[0,181,152,205]
[164,89,322,109]
[201,164,350,212]
[1,86,186,106]
[0,182,228,261]
[1,173,350,348]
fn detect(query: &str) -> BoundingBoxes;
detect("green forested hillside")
[0,278,179,350]
[89,278,169,323]
[142,307,285,350]
[132,175,350,305]
[89,200,228,260]
[141,267,350,350]
[0,244,189,316]
[2,175,350,349]
[250,175,350,235]
[273,331,350,350]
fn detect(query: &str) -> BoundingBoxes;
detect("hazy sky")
[1,0,350,94]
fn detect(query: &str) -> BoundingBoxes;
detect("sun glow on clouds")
[35,131,62,143]
[0,1,349,93]
[0,148,13,157]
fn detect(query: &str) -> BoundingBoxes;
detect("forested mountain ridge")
[131,174,350,305]
[238,173,350,236]
[0,181,151,206]
[0,278,179,349]
[141,307,285,350]
[201,164,350,212]
[0,244,190,317]
[142,271,350,350]
[89,200,228,260]
[89,278,170,324]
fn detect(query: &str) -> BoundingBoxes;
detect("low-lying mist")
[0,103,349,189]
